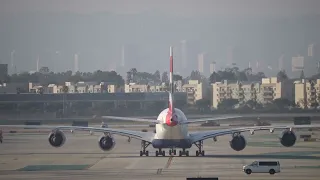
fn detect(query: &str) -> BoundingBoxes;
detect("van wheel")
[246,169,252,175]
[269,169,275,175]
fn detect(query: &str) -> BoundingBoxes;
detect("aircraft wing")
[189,124,320,143]
[181,115,242,124]
[0,125,155,142]
[101,116,158,123]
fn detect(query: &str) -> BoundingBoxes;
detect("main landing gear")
[194,140,205,156]
[156,149,165,156]
[178,148,189,156]
[140,140,150,156]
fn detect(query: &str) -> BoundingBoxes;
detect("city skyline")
[1,1,320,78]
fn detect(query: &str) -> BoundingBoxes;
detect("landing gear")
[178,148,189,156]
[140,140,150,156]
[194,140,205,156]
[156,149,166,157]
[169,148,177,156]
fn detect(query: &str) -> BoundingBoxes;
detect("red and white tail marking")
[166,46,177,127]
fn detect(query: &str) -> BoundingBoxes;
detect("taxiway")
[0,126,320,180]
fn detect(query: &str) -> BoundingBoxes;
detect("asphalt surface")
[0,127,320,180]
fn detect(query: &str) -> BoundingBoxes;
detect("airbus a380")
[1,46,320,157]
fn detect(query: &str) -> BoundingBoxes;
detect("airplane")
[1,46,320,157]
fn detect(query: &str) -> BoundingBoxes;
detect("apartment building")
[260,77,293,104]
[182,80,208,105]
[294,79,320,108]
[124,81,183,93]
[211,80,260,109]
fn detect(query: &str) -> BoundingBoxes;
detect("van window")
[258,161,278,166]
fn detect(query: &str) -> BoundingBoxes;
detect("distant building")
[260,77,293,104]
[294,79,320,109]
[211,80,261,109]
[74,54,79,73]
[307,43,320,75]
[209,62,216,74]
[0,64,8,82]
[197,53,204,74]
[292,56,304,72]
[182,80,208,105]
[211,77,293,109]
[0,82,29,94]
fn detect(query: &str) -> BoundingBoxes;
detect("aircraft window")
[259,161,278,166]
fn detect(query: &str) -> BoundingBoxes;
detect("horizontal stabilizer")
[181,115,242,124]
[101,116,158,123]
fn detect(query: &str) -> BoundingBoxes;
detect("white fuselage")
[151,108,192,149]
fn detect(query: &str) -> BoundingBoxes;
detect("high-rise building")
[278,54,284,71]
[181,40,187,69]
[307,43,320,75]
[198,53,204,73]
[209,61,216,74]
[74,54,79,73]
[308,44,314,57]
[292,56,304,72]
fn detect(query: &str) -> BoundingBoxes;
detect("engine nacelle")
[230,134,247,151]
[98,135,116,151]
[48,130,66,148]
[280,129,296,147]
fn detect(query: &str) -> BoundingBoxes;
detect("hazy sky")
[1,0,320,77]
[1,0,320,17]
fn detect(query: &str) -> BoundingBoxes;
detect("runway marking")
[86,155,107,170]
[157,156,174,175]
[17,164,90,171]
[165,156,174,169]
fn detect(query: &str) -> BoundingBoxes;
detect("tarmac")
[0,126,320,180]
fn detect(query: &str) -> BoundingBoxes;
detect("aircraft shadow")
[0,152,136,155]
[103,154,320,160]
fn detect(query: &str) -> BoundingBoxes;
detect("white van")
[243,161,280,175]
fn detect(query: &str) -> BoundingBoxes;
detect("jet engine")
[48,130,66,148]
[98,135,116,151]
[279,129,296,147]
[230,134,247,151]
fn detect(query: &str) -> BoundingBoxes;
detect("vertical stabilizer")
[169,46,174,112]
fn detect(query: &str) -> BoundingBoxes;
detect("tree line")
[0,65,306,87]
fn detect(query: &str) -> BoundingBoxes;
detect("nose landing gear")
[169,148,176,156]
